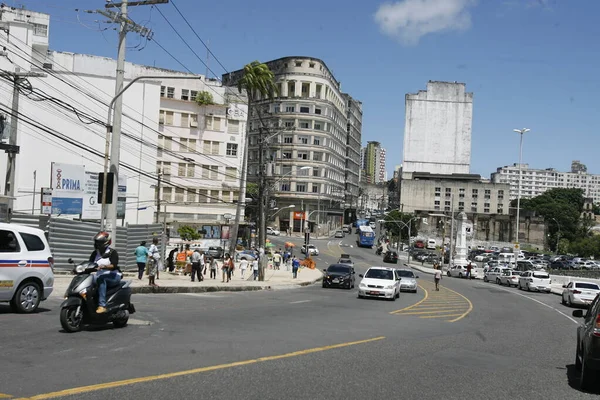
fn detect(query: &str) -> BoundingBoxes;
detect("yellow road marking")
[390,284,429,314]
[409,305,469,310]
[400,309,466,315]
[441,285,474,322]
[420,313,464,319]
[0,394,13,399]
[13,337,385,400]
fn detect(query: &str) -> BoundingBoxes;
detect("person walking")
[434,265,442,291]
[209,256,218,279]
[252,258,259,280]
[273,251,282,271]
[167,247,177,272]
[190,248,202,282]
[147,237,161,287]
[134,241,148,280]
[466,262,473,280]
[239,257,248,279]
[222,253,234,282]
[292,256,300,279]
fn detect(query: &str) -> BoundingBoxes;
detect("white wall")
[403,81,473,175]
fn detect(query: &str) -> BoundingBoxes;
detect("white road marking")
[493,285,578,324]
[181,293,229,298]
[289,300,312,304]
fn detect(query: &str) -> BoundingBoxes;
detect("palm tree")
[229,61,277,274]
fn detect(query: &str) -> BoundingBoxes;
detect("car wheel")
[396,290,400,299]
[11,281,41,313]
[447,272,451,277]
[458,273,463,278]
[484,276,488,282]
[358,294,364,299]
[527,284,532,292]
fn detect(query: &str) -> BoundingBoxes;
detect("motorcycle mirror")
[68,258,74,264]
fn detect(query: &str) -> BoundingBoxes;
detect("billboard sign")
[117,174,127,219]
[40,187,52,214]
[51,163,84,215]
[82,172,101,220]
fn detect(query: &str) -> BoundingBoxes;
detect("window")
[445,201,451,206]
[484,208,490,213]
[459,188,465,198]
[203,141,220,155]
[33,23,48,37]
[313,168,320,177]
[435,187,441,192]
[445,188,452,192]
[284,121,294,128]
[225,167,237,181]
[434,200,440,205]
[315,108,322,115]
[297,152,308,160]
[309,62,315,68]
[313,137,321,145]
[312,184,320,193]
[205,116,222,131]
[19,232,45,251]
[202,165,210,179]
[472,189,478,195]
[212,141,220,155]
[181,89,189,101]
[166,87,174,99]
[221,191,231,202]
[299,121,309,129]
[458,201,465,207]
[209,166,219,180]
[314,122,323,130]
[227,120,240,134]
[298,167,309,177]
[313,152,323,161]
[178,163,186,176]
[283,135,293,144]
[160,86,166,97]
[190,90,198,101]
[285,105,295,113]
[159,110,174,125]
[273,105,281,113]
[162,187,172,202]
[175,188,184,202]
[283,151,292,159]
[281,183,290,191]
[295,61,302,67]
[181,113,189,127]
[187,139,196,151]
[186,164,195,177]
[198,189,208,203]
[296,183,307,192]
[298,136,309,144]
[300,106,310,113]
[226,143,238,156]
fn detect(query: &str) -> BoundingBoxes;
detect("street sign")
[223,213,233,220]
[514,243,520,250]
[40,187,52,214]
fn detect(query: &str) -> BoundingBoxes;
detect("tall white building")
[402,81,473,176]
[491,161,600,203]
[0,7,246,229]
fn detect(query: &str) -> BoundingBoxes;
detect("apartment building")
[362,141,386,184]
[222,56,362,233]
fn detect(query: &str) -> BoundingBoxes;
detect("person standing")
[222,253,234,282]
[252,257,259,280]
[167,247,177,272]
[434,265,442,291]
[273,251,282,270]
[239,257,248,279]
[147,237,161,287]
[134,241,148,280]
[466,262,472,280]
[190,249,202,282]
[292,256,300,279]
[209,256,218,279]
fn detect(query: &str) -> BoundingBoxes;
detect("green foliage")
[246,182,259,199]
[236,61,277,102]
[515,188,585,250]
[567,236,600,258]
[195,91,215,105]
[387,179,399,209]
[177,225,201,241]
[383,211,418,242]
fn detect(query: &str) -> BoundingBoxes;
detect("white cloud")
[374,0,477,45]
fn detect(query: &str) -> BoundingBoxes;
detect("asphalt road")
[0,233,597,399]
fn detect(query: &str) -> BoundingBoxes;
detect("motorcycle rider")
[89,231,121,314]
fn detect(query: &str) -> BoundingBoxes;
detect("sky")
[14,0,600,178]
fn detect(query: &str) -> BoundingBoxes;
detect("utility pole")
[1,71,46,222]
[257,127,266,281]
[155,169,162,223]
[94,0,168,244]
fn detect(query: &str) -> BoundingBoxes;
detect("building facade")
[491,161,600,203]
[362,141,386,184]
[222,56,362,234]
[0,8,246,231]
[402,81,473,176]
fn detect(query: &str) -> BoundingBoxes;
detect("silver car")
[395,268,419,293]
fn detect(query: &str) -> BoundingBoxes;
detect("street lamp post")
[551,217,561,254]
[267,205,295,221]
[513,128,530,252]
[102,74,203,246]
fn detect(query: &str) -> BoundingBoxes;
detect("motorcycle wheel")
[113,311,129,328]
[60,306,83,333]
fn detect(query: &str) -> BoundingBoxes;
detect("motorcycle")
[60,259,135,333]
[375,247,383,256]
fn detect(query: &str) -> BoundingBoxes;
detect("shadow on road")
[565,363,600,394]
[0,304,52,314]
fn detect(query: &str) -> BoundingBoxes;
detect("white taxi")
[358,266,400,301]
[0,223,54,313]
[561,281,600,307]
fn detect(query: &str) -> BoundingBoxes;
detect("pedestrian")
[176,246,186,275]
[292,256,300,279]
[239,257,248,279]
[466,262,472,280]
[273,251,282,270]
[209,256,218,279]
[184,244,193,277]
[222,253,234,282]
[134,241,148,280]
[147,237,161,287]
[190,248,202,282]
[167,247,177,272]
[200,251,206,277]
[252,257,259,280]
[434,265,442,291]
[285,256,292,272]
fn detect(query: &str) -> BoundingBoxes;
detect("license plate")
[332,279,339,283]
[369,291,380,295]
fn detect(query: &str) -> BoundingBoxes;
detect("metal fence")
[11,214,163,271]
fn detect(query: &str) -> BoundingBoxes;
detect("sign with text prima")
[51,163,84,215]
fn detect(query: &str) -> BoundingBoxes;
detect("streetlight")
[513,128,530,252]
[379,217,419,263]
[268,204,295,220]
[102,74,203,246]
[430,212,455,269]
[551,217,561,254]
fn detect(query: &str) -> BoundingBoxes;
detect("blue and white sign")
[51,162,85,215]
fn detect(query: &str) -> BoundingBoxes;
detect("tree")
[568,236,600,258]
[229,61,277,282]
[195,91,214,105]
[178,225,200,241]
[383,210,418,243]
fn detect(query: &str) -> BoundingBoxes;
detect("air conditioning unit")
[190,121,198,127]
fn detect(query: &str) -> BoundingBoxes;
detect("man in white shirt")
[252,259,259,281]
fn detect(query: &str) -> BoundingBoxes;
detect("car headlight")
[385,285,395,289]
[359,283,367,289]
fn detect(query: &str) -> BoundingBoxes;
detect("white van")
[518,270,551,292]
[0,223,54,313]
[426,239,436,250]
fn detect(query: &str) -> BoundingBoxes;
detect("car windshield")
[365,269,393,280]
[327,265,351,274]
[339,259,352,264]
[397,270,414,278]
[576,283,600,290]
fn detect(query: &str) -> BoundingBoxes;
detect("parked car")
[357,266,400,301]
[235,250,257,262]
[395,268,419,293]
[572,294,600,390]
[342,225,350,233]
[0,223,55,313]
[484,266,509,283]
[383,250,399,264]
[301,244,319,256]
[334,230,345,238]
[206,246,224,259]
[322,264,355,289]
[562,281,600,307]
[499,270,521,287]
[447,265,469,278]
[266,227,280,236]
[518,270,551,292]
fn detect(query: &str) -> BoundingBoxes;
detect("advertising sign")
[293,211,306,220]
[40,187,52,214]
[117,174,127,219]
[202,225,221,239]
[226,103,248,121]
[82,172,101,220]
[51,163,85,215]
[221,225,230,240]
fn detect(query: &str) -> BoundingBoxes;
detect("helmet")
[93,231,111,251]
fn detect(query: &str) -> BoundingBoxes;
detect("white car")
[561,281,600,307]
[266,227,280,236]
[301,244,319,256]
[499,270,521,287]
[447,265,469,278]
[518,270,551,292]
[0,223,54,313]
[358,266,400,300]
[484,266,509,284]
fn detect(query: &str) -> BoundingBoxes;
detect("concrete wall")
[403,81,473,175]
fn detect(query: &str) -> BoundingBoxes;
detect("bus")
[357,225,375,248]
[355,219,369,232]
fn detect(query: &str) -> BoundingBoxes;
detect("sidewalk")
[50,267,323,298]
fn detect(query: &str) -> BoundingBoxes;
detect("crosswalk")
[390,280,473,322]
